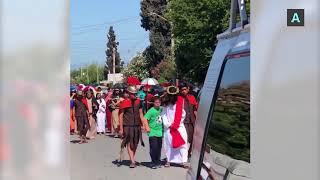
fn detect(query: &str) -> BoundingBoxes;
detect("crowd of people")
[70,79,199,169]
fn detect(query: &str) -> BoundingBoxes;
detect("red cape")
[187,94,198,110]
[120,99,141,109]
[170,96,186,148]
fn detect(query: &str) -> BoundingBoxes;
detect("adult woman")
[104,90,113,133]
[96,93,106,134]
[84,90,98,140]
[161,86,189,168]
[110,88,121,137]
[70,91,76,134]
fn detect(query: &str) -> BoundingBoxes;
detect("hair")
[178,81,188,89]
[96,93,101,99]
[161,93,177,106]
[152,96,161,103]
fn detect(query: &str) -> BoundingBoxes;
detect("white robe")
[161,104,188,164]
[96,99,106,133]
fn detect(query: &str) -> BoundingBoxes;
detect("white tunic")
[96,99,106,133]
[161,104,188,164]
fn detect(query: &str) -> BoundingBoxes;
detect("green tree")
[105,26,124,78]
[166,0,231,83]
[71,64,105,85]
[140,0,172,67]
[122,54,150,81]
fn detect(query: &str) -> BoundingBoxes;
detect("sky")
[70,0,149,69]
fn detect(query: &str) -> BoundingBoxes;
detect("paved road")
[70,133,188,180]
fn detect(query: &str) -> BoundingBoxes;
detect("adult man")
[73,90,89,144]
[179,82,198,159]
[119,85,146,168]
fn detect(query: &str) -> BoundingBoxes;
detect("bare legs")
[127,144,137,168]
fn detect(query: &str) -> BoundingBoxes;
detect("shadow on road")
[70,140,81,144]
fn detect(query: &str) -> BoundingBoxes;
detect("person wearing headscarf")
[96,93,106,134]
[179,82,198,159]
[83,90,98,140]
[104,90,113,133]
[110,88,121,137]
[118,85,146,168]
[161,86,189,168]
[70,91,76,134]
[73,90,90,144]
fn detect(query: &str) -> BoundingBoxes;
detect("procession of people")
[70,77,199,169]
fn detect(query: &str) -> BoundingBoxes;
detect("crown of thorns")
[166,86,179,95]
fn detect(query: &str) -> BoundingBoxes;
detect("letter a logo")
[291,13,300,23]
[287,9,304,26]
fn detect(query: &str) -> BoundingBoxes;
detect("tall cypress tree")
[104,26,123,79]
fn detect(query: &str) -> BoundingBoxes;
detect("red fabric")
[127,76,141,85]
[120,99,141,109]
[105,98,112,131]
[145,93,154,109]
[160,82,171,87]
[170,96,186,148]
[187,94,198,110]
[82,98,88,109]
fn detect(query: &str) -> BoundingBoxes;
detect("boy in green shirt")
[144,96,163,169]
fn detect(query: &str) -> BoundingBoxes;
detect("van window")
[207,55,250,162]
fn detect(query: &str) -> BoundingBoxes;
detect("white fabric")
[96,99,106,133]
[141,78,159,85]
[161,104,188,164]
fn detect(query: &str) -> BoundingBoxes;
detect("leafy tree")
[166,0,250,84]
[166,0,231,83]
[105,26,124,78]
[140,0,172,66]
[71,64,105,85]
[122,54,150,81]
[153,58,176,81]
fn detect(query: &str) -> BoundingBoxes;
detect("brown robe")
[120,99,145,150]
[183,97,197,144]
[74,99,89,136]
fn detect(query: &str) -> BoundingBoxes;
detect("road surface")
[70,133,188,180]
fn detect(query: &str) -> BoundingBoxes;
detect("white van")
[187,0,250,179]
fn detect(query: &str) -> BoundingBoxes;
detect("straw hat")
[127,85,138,94]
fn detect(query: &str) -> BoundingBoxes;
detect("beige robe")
[86,98,97,139]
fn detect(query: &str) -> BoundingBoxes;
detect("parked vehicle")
[187,0,250,179]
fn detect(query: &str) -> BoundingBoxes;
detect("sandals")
[182,163,190,169]
[164,162,170,168]
[129,162,136,168]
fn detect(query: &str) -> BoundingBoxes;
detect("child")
[144,96,163,169]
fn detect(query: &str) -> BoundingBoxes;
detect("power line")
[71,17,140,35]
[71,16,139,30]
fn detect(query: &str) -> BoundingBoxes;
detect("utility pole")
[80,66,82,79]
[86,65,89,84]
[112,47,116,85]
[96,62,99,84]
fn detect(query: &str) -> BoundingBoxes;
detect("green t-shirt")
[144,107,163,137]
